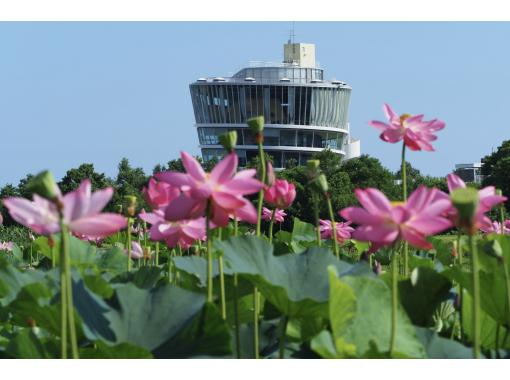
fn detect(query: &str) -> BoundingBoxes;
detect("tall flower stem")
[253,132,266,359]
[502,257,510,331]
[58,216,78,359]
[278,315,289,359]
[232,214,241,358]
[401,142,409,277]
[469,233,480,358]
[58,231,68,359]
[155,242,159,266]
[218,255,227,320]
[312,193,321,246]
[206,201,214,303]
[389,245,399,356]
[326,194,339,259]
[255,142,266,236]
[456,230,464,342]
[268,209,276,244]
[126,217,132,272]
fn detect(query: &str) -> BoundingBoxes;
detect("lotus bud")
[266,161,275,187]
[219,130,237,153]
[247,116,265,134]
[27,171,59,201]
[306,159,321,178]
[124,195,138,217]
[316,173,329,193]
[451,188,479,232]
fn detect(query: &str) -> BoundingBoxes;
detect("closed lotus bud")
[316,173,329,193]
[451,188,479,231]
[266,161,275,187]
[306,159,321,178]
[124,195,138,217]
[27,171,59,201]
[219,130,237,153]
[247,116,265,135]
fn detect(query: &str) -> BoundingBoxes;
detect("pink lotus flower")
[0,241,13,251]
[143,177,180,209]
[369,104,445,151]
[156,152,264,227]
[446,174,507,231]
[319,219,355,244]
[262,207,287,223]
[125,241,144,259]
[340,185,452,253]
[264,179,296,209]
[480,220,510,235]
[3,179,127,239]
[139,209,206,249]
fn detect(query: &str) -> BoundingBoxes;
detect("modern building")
[453,163,484,184]
[189,42,360,168]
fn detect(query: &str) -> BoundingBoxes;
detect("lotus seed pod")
[451,188,479,229]
[27,171,59,201]
[219,130,237,153]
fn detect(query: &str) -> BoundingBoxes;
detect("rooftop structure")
[189,42,360,168]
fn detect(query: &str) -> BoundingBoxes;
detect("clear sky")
[1,22,509,187]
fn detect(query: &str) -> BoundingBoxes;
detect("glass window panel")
[325,132,338,149]
[313,130,328,148]
[297,130,313,147]
[263,128,279,146]
[283,151,299,168]
[280,129,296,146]
[267,151,282,168]
[243,128,256,145]
[299,153,312,166]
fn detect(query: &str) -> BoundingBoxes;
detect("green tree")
[341,154,400,200]
[111,158,149,212]
[482,140,510,210]
[0,184,19,226]
[58,163,113,194]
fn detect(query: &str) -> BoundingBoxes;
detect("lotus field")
[1,105,510,359]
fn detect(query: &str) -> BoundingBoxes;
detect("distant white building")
[189,41,360,168]
[454,163,484,184]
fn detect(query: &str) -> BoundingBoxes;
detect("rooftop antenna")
[288,22,295,45]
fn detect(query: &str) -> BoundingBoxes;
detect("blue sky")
[1,22,509,187]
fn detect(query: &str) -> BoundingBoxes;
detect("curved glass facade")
[197,127,344,150]
[190,84,351,129]
[233,67,323,84]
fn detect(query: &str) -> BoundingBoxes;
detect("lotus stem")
[313,193,321,246]
[326,195,339,259]
[58,228,68,359]
[469,233,480,358]
[155,242,159,266]
[232,215,241,358]
[278,315,289,359]
[255,142,266,237]
[389,244,398,356]
[59,218,79,359]
[206,201,213,303]
[401,143,409,277]
[126,217,132,272]
[253,286,260,359]
[268,209,276,244]
[218,254,227,320]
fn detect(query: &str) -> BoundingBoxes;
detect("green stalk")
[232,214,241,358]
[401,142,409,277]
[326,195,339,259]
[59,221,79,359]
[389,245,398,356]
[233,273,241,358]
[268,209,276,244]
[206,202,213,303]
[218,255,227,320]
[253,135,266,359]
[456,230,464,342]
[278,315,289,359]
[29,244,33,266]
[469,234,480,358]
[155,242,159,266]
[255,141,266,236]
[502,257,510,329]
[167,249,173,283]
[126,217,132,272]
[58,230,68,359]
[312,193,321,246]
[253,286,260,359]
